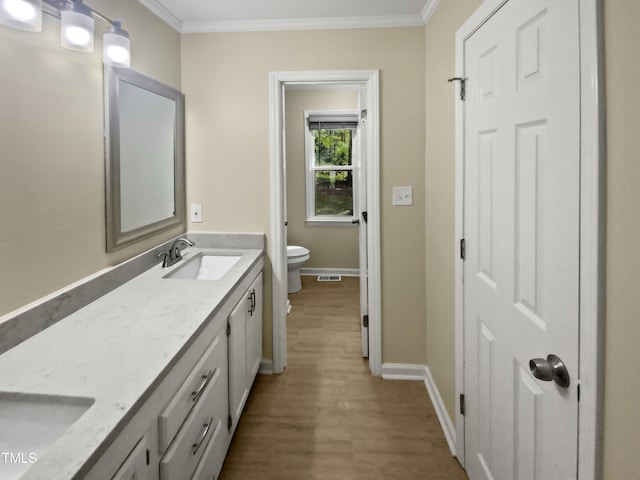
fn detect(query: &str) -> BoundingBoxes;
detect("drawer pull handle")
[247,290,256,315]
[191,369,215,403]
[192,417,214,455]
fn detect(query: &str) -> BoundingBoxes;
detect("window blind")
[307,113,359,130]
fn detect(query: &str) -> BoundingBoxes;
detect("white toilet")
[287,245,310,293]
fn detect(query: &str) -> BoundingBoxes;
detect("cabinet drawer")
[190,410,227,480]
[160,343,228,480]
[159,334,225,453]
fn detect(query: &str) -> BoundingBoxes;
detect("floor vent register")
[317,275,342,282]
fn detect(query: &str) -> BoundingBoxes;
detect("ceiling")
[137,0,440,33]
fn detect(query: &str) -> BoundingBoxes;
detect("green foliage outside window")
[313,129,354,216]
[314,130,352,166]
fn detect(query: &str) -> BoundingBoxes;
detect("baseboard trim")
[381,363,427,381]
[300,268,360,277]
[259,358,274,375]
[380,363,457,457]
[424,367,457,457]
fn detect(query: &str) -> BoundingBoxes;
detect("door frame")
[453,0,605,478]
[269,70,382,376]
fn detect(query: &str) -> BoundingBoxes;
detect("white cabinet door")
[246,273,263,384]
[228,273,263,432]
[228,292,249,427]
[111,437,148,480]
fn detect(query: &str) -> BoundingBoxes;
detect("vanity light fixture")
[103,21,129,68]
[0,0,42,31]
[0,0,131,67]
[60,0,93,52]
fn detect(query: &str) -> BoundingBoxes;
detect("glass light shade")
[103,22,130,68]
[60,8,94,52]
[0,0,42,31]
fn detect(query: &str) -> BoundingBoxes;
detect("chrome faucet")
[158,238,195,268]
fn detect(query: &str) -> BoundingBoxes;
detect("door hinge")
[577,383,581,402]
[227,414,233,431]
[146,449,150,466]
[363,315,369,328]
[460,394,466,416]
[226,322,231,337]
[447,77,466,101]
[460,238,466,260]
[362,211,368,223]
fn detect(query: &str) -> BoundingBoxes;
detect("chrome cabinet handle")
[529,354,570,388]
[247,290,256,315]
[191,369,214,403]
[192,417,214,455]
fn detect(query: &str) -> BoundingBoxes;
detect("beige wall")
[0,0,182,316]
[424,0,640,477]
[602,0,640,477]
[285,88,359,270]
[181,28,427,364]
[424,0,484,423]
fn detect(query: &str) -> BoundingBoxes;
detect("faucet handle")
[157,250,171,268]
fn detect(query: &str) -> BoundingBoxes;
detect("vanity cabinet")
[86,263,263,480]
[228,273,263,432]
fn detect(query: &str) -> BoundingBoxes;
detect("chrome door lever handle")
[529,354,570,388]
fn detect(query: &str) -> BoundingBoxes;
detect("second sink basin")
[163,253,242,280]
[0,392,94,480]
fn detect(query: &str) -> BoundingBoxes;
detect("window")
[305,111,359,223]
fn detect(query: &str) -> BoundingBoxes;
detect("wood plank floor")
[219,276,468,480]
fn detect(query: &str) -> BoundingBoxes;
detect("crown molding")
[181,14,425,34]
[137,0,182,32]
[421,0,442,25]
[138,1,440,34]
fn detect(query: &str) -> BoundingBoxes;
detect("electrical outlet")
[392,186,413,206]
[190,204,202,223]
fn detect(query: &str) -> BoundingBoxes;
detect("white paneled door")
[463,1,580,479]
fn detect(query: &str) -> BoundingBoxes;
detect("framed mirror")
[104,66,185,252]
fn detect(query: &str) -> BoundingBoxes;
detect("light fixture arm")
[41,0,118,29]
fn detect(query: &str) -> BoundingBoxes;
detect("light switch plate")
[190,204,202,223]
[392,186,413,206]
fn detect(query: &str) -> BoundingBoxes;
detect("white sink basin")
[163,253,242,280]
[0,392,94,480]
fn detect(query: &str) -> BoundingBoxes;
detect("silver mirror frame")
[104,66,186,252]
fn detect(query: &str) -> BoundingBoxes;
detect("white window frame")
[304,110,359,225]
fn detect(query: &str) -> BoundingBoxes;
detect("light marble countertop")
[0,246,264,480]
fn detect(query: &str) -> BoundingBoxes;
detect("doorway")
[283,85,361,329]
[269,70,382,376]
[453,0,604,478]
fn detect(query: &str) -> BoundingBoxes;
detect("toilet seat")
[287,245,309,259]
